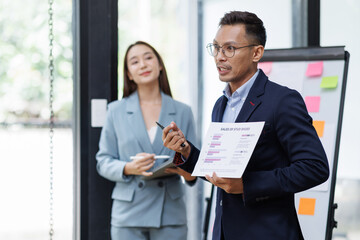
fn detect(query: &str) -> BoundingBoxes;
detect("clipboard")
[141,159,177,180]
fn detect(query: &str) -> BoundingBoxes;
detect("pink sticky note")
[306,62,323,77]
[258,62,273,75]
[305,96,321,112]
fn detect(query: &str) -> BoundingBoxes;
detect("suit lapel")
[152,92,175,155]
[235,97,261,122]
[235,70,267,122]
[213,95,228,122]
[125,91,154,154]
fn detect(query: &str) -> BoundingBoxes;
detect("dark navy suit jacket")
[180,70,329,240]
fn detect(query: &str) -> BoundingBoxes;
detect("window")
[118,0,197,106]
[0,0,73,239]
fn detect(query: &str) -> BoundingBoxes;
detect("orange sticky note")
[306,62,323,77]
[313,120,325,137]
[298,198,316,215]
[305,96,321,112]
[258,62,272,75]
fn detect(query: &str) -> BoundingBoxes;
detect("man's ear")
[253,45,264,63]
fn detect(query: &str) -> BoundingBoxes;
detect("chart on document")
[192,121,264,178]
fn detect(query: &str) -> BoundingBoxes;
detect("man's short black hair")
[219,11,267,47]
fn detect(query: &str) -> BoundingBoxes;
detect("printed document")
[192,122,264,178]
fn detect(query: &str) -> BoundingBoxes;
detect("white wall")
[321,0,360,180]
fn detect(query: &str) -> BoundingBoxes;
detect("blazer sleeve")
[181,105,199,186]
[95,104,133,183]
[174,141,200,174]
[242,90,329,205]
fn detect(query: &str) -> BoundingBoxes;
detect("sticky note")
[306,62,323,77]
[313,120,325,137]
[258,62,272,75]
[305,96,321,112]
[320,76,338,89]
[298,198,316,215]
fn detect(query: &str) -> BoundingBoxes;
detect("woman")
[96,41,197,240]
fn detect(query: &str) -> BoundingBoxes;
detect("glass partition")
[118,0,198,107]
[0,0,73,239]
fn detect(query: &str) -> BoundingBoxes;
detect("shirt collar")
[223,69,260,100]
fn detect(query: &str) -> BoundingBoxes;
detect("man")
[162,11,329,240]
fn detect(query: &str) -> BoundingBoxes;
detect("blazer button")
[158,181,164,188]
[138,182,144,188]
[220,200,223,206]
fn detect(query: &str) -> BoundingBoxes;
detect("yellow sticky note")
[313,120,325,137]
[320,76,338,89]
[298,198,316,215]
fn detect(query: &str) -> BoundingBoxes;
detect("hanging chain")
[48,0,55,239]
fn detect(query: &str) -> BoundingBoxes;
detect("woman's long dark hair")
[122,41,172,98]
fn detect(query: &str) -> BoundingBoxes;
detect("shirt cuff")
[173,152,185,166]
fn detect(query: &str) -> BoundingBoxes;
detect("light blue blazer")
[96,91,196,228]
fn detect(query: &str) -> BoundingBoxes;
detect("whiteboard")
[205,47,349,240]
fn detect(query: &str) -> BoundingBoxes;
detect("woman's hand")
[165,167,196,181]
[124,153,155,177]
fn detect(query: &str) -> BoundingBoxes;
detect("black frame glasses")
[206,43,257,58]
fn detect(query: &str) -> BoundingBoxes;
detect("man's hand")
[205,172,244,194]
[165,167,196,181]
[124,153,155,177]
[162,121,191,159]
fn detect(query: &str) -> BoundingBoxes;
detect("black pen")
[156,121,186,147]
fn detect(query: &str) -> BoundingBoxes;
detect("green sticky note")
[320,76,338,89]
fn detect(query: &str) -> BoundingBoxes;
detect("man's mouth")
[217,65,231,74]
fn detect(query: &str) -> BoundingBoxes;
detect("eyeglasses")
[206,43,257,58]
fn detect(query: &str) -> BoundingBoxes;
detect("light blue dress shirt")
[222,70,259,123]
[181,70,260,163]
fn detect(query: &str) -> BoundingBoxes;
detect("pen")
[156,121,186,147]
[130,155,170,160]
